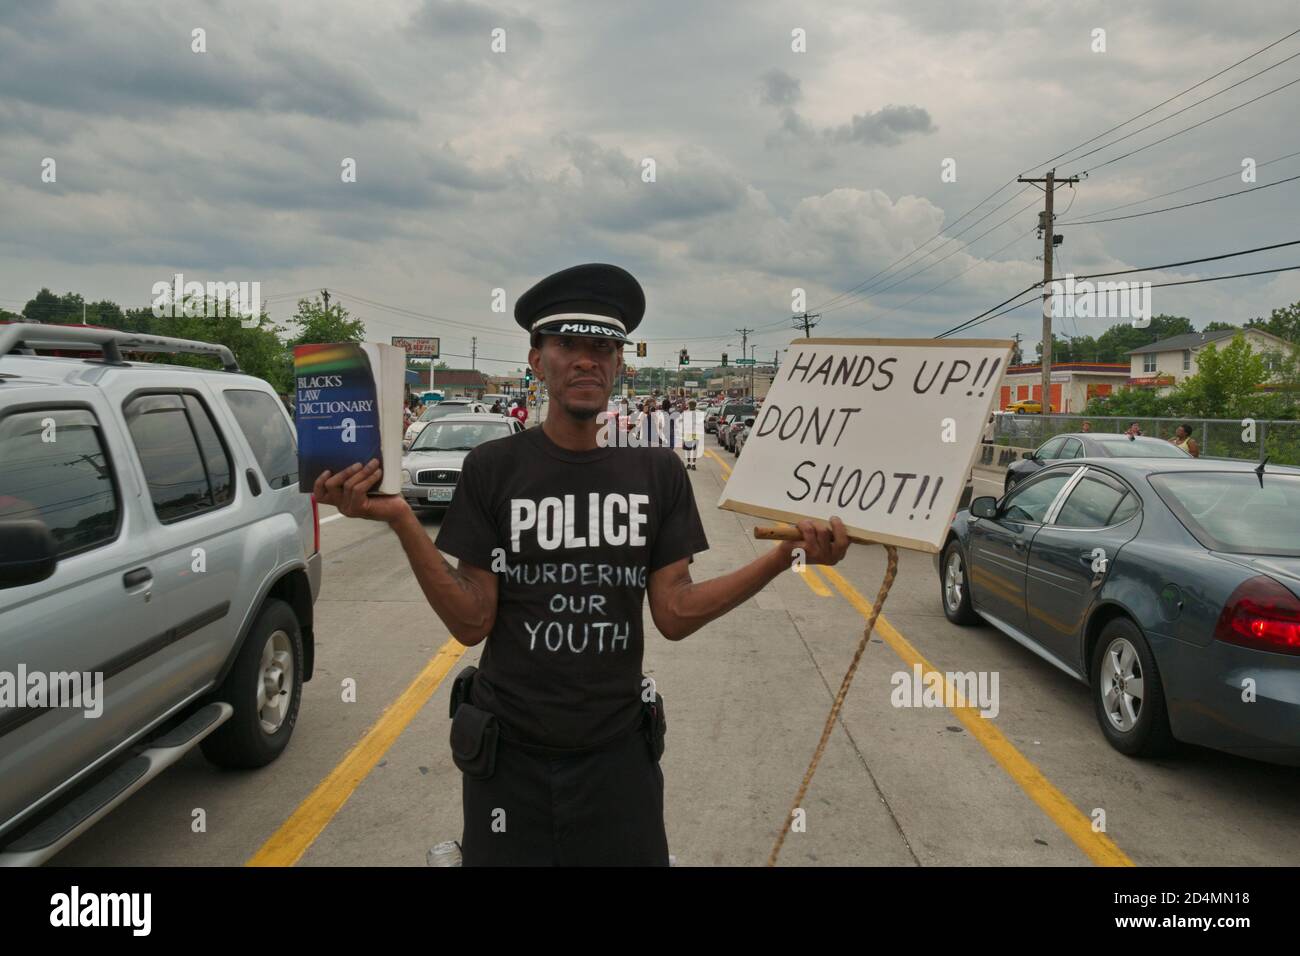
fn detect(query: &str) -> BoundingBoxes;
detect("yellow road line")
[706,448,831,597]
[705,445,1132,865]
[818,565,1134,867]
[246,637,467,867]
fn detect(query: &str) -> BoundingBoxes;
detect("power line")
[821,193,1043,317]
[1021,27,1300,174]
[808,181,1023,312]
[1078,73,1300,177]
[813,29,1300,318]
[936,239,1300,338]
[1061,148,1300,220]
[1061,173,1300,225]
[1055,48,1300,172]
[941,266,1300,338]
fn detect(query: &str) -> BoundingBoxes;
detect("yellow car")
[1006,400,1044,414]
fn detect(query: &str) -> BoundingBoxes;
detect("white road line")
[320,513,346,524]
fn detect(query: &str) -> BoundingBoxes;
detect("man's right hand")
[313,459,412,525]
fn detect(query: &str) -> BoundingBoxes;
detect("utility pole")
[735,327,753,398]
[471,336,477,370]
[1017,169,1078,413]
[321,289,330,312]
[792,312,820,337]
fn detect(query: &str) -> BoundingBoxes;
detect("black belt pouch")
[642,692,667,762]
[451,703,499,780]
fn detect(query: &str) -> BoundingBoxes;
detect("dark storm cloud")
[824,105,937,146]
[759,68,802,107]
[0,4,411,122]
[410,0,542,41]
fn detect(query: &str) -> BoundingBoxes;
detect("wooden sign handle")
[754,525,802,541]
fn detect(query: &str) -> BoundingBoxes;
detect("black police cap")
[515,263,644,344]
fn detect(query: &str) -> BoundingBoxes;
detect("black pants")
[461,729,668,866]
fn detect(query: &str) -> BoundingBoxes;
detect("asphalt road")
[51,421,1300,867]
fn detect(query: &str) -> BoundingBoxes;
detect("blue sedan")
[939,457,1300,765]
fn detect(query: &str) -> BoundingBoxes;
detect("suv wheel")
[202,598,304,769]
[1090,618,1175,758]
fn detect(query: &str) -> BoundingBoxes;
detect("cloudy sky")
[2,0,1298,373]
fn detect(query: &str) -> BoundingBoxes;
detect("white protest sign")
[718,337,1013,553]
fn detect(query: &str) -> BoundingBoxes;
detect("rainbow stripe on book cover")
[295,343,381,493]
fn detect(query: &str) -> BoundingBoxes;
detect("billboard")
[390,336,440,358]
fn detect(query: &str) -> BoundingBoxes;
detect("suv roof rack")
[0,323,240,372]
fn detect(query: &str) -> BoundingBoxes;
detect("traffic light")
[523,367,533,385]
[679,348,689,366]
[636,342,647,357]
[721,352,728,367]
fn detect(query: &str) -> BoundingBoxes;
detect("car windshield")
[419,403,468,421]
[1092,436,1189,458]
[1150,472,1300,556]
[412,421,511,451]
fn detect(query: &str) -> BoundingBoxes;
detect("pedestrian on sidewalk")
[312,262,850,867]
[681,399,705,470]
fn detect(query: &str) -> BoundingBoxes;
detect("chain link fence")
[991,414,1300,465]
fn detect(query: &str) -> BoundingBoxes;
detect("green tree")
[1084,384,1173,418]
[1172,334,1269,418]
[1202,321,1238,333]
[1094,314,1195,362]
[287,295,367,347]
[23,288,84,324]
[1247,301,1300,344]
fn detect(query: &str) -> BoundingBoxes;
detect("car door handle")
[1012,538,1027,552]
[246,468,262,497]
[123,567,153,589]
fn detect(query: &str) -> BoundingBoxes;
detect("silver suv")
[0,324,320,865]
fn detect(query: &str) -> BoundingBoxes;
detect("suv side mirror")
[0,520,59,589]
[970,496,999,519]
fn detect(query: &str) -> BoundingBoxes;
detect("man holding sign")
[313,263,849,866]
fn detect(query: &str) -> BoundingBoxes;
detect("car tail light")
[310,494,320,555]
[1214,575,1300,656]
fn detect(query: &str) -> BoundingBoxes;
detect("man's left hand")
[785,516,850,566]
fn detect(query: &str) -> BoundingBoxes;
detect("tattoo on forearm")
[441,558,478,596]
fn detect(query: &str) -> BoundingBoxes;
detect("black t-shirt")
[435,425,710,749]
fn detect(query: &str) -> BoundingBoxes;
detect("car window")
[224,389,299,490]
[125,393,234,522]
[1060,438,1083,459]
[1150,472,1300,556]
[1036,437,1066,460]
[1001,471,1074,523]
[0,407,120,557]
[1092,436,1189,458]
[413,421,513,450]
[1110,492,1140,525]
[1054,471,1134,528]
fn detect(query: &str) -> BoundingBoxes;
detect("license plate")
[427,487,455,503]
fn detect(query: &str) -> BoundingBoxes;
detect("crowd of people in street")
[606,395,708,469]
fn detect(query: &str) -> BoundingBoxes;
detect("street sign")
[684,380,699,387]
[391,336,440,358]
[735,358,756,365]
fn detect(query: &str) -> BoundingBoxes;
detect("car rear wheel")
[202,598,304,769]
[940,540,978,625]
[1090,619,1175,758]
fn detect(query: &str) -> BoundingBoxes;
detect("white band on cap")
[530,312,627,333]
